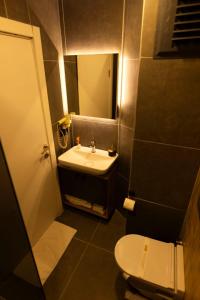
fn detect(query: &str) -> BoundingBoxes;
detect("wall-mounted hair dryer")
[57,115,71,149]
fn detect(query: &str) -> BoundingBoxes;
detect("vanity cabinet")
[58,163,118,219]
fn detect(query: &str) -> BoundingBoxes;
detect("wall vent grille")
[155,0,200,57]
[172,0,200,52]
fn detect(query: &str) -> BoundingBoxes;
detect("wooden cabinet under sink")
[58,163,118,219]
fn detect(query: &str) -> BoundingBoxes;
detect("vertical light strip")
[117,0,126,111]
[117,53,123,108]
[117,0,126,153]
[59,55,68,114]
[58,0,68,114]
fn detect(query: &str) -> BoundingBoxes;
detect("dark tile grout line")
[58,241,89,300]
[74,237,114,255]
[134,196,186,212]
[134,138,200,152]
[58,221,101,300]
[88,221,101,242]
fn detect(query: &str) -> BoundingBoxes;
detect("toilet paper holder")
[123,197,136,212]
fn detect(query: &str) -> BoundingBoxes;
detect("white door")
[0,18,62,246]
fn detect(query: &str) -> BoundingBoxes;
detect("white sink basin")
[58,146,118,175]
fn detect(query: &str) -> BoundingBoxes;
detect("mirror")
[64,53,118,119]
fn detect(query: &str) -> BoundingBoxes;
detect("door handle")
[41,144,49,154]
[43,152,50,159]
[40,144,50,160]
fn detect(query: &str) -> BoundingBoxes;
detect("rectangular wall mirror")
[64,53,118,119]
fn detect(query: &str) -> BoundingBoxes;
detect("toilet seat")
[114,234,175,289]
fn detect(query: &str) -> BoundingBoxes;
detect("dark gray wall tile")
[64,61,79,114]
[44,238,86,300]
[115,173,129,208]
[118,125,133,180]
[0,0,6,17]
[120,59,139,128]
[62,0,123,53]
[123,0,143,59]
[27,0,62,60]
[44,61,64,124]
[126,198,185,242]
[131,140,200,210]
[72,116,118,151]
[135,58,200,148]
[60,245,123,300]
[58,0,66,53]
[5,0,30,23]
[28,10,58,60]
[181,168,200,300]
[64,55,77,62]
[141,0,159,57]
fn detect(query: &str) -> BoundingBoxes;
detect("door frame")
[0,17,62,215]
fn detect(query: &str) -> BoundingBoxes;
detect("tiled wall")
[59,0,123,154]
[181,168,200,300]
[117,0,143,205]
[71,115,118,151]
[60,0,123,54]
[127,0,200,241]
[0,0,6,17]
[0,0,65,156]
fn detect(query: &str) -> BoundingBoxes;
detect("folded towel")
[92,203,105,215]
[65,194,92,209]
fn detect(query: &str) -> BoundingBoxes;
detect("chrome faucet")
[90,138,96,153]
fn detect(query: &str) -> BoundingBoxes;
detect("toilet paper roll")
[123,198,135,211]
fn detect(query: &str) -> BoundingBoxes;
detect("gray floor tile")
[44,238,86,300]
[56,207,100,242]
[90,210,126,252]
[60,245,126,300]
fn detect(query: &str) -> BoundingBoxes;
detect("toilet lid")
[114,234,175,289]
[115,235,148,278]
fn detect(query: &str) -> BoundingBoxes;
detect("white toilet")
[114,234,185,300]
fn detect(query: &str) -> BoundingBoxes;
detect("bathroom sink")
[58,146,118,175]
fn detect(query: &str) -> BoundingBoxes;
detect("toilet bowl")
[114,234,185,300]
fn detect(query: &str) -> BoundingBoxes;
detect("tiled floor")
[44,207,128,300]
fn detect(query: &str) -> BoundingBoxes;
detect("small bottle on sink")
[108,144,116,157]
[76,136,81,149]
